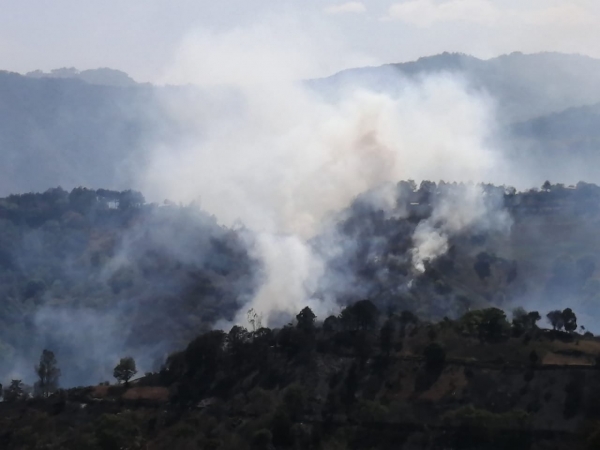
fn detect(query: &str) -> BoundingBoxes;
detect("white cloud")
[387,0,497,26]
[159,14,375,85]
[324,2,367,15]
[385,0,594,28]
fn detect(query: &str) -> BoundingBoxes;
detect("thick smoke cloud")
[411,184,512,272]
[140,21,511,326]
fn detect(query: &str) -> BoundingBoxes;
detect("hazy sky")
[1,0,599,83]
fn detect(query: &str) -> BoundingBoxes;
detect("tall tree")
[4,380,25,402]
[562,308,577,332]
[547,310,564,331]
[296,306,316,332]
[340,300,379,332]
[113,357,137,387]
[34,349,61,398]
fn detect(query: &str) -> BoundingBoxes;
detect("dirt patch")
[122,387,169,402]
[542,352,593,366]
[91,385,110,398]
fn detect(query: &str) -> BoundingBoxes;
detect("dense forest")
[0,186,259,385]
[2,298,600,449]
[1,179,600,390]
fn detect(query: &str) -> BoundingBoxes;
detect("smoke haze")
[138,22,514,326]
[3,9,600,388]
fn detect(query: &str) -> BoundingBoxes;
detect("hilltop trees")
[547,310,564,330]
[4,380,25,402]
[547,308,578,332]
[562,308,578,332]
[296,307,316,332]
[114,357,137,387]
[512,308,542,336]
[184,331,226,381]
[459,308,510,342]
[227,325,251,368]
[340,300,379,332]
[34,349,61,398]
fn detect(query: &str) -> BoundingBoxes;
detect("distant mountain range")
[318,52,600,124]
[25,67,139,87]
[0,70,165,195]
[2,52,600,195]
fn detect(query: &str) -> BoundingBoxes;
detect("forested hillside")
[0,187,258,386]
[1,180,600,387]
[2,298,600,449]
[315,180,600,326]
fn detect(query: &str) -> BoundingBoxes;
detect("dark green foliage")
[113,357,137,386]
[296,306,316,332]
[227,325,250,368]
[513,308,542,337]
[339,299,379,332]
[94,413,142,450]
[0,299,596,449]
[547,310,564,330]
[546,308,577,332]
[479,308,511,342]
[184,331,226,378]
[562,308,578,332]
[69,187,100,214]
[460,308,510,342]
[3,379,25,402]
[277,325,310,358]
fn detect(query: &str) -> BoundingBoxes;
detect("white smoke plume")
[141,17,511,326]
[411,184,513,272]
